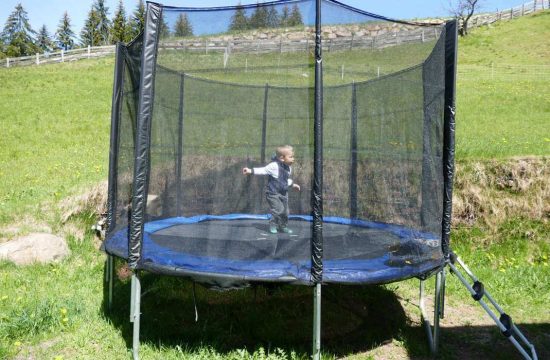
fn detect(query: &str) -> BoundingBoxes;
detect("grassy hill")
[456,10,550,158]
[0,10,548,360]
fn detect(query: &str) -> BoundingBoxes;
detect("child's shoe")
[269,226,278,234]
[280,227,293,234]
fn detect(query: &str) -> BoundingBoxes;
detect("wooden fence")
[159,26,442,56]
[465,0,549,30]
[458,64,550,81]
[3,45,115,68]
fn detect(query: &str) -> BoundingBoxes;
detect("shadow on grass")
[101,268,549,359]
[101,269,422,357]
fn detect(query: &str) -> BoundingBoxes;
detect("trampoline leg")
[440,267,446,319]
[131,273,141,360]
[108,255,114,311]
[419,269,444,355]
[433,270,443,352]
[312,283,321,360]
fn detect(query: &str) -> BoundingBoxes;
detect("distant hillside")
[458,10,550,65]
[455,10,549,159]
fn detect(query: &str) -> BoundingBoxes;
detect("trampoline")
[106,214,442,286]
[102,0,458,358]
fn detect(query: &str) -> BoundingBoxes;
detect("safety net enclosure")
[104,0,456,289]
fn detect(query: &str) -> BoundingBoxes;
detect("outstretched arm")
[243,162,278,177]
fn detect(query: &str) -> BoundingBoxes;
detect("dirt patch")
[14,337,60,360]
[58,181,108,223]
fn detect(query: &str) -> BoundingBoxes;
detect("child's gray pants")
[265,192,289,228]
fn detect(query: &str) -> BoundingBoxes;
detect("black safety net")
[105,0,452,287]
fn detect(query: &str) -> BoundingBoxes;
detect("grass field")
[0,9,549,360]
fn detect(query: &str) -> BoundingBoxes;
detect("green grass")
[455,10,550,158]
[0,10,549,360]
[0,58,113,225]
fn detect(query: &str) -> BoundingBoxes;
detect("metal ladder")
[448,252,538,359]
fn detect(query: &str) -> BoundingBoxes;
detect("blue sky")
[1,0,526,38]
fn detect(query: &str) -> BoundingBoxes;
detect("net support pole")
[129,3,162,269]
[312,1,323,359]
[261,83,269,163]
[311,0,323,283]
[441,20,458,257]
[107,42,126,233]
[176,74,185,216]
[349,82,358,219]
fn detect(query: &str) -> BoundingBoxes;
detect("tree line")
[0,0,145,59]
[0,1,306,59]
[229,3,304,31]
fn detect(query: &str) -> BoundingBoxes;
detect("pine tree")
[94,0,111,45]
[36,25,54,52]
[110,0,129,43]
[288,4,303,27]
[174,13,193,37]
[128,0,145,39]
[249,5,268,29]
[159,16,171,38]
[266,6,280,28]
[280,5,290,27]
[80,7,100,47]
[229,4,248,31]
[56,11,75,50]
[1,3,38,57]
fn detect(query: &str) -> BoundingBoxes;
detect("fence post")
[510,7,513,19]
[534,0,537,11]
[36,53,39,65]
[522,3,525,15]
[61,49,64,62]
[350,33,354,51]
[422,30,425,42]
[88,45,91,58]
[6,58,9,68]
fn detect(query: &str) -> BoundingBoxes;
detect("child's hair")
[276,145,293,158]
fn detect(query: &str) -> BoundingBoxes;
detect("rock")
[0,233,69,266]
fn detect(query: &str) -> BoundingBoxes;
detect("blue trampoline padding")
[105,214,443,284]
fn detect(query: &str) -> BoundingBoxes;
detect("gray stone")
[0,233,69,266]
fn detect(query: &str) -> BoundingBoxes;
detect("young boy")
[243,145,301,234]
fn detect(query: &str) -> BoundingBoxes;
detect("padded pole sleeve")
[107,43,126,234]
[129,3,162,269]
[311,0,324,284]
[441,20,457,256]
